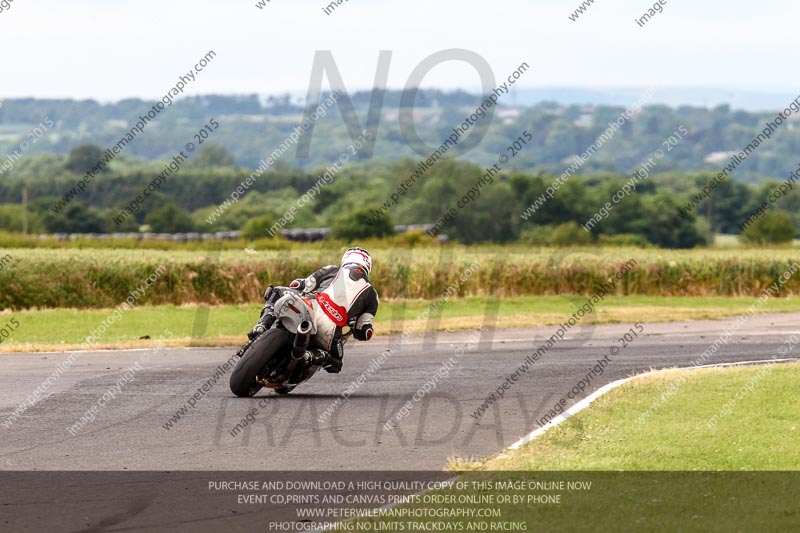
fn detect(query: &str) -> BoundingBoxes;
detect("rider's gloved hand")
[290,275,320,293]
[247,323,266,341]
[353,324,374,341]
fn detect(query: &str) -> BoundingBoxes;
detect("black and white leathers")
[297,264,379,350]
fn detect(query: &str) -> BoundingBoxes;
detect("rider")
[248,247,379,373]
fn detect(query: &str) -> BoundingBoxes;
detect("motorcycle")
[229,286,352,397]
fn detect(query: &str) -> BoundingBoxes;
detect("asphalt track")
[2,313,799,471]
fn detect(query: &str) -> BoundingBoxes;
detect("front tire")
[229,329,291,397]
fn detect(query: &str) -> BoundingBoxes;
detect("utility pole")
[21,186,28,234]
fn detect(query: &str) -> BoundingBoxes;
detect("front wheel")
[229,329,291,397]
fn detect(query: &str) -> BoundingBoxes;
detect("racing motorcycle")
[229,286,352,397]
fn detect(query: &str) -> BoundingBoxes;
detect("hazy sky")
[0,0,797,101]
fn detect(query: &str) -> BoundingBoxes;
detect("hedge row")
[1,248,799,310]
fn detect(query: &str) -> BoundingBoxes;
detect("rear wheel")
[275,386,296,395]
[229,329,291,397]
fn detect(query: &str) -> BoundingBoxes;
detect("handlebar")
[340,319,358,344]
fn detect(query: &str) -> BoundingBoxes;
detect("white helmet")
[341,246,372,276]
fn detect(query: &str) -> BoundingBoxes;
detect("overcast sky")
[0,0,797,101]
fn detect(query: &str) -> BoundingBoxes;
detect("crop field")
[1,245,800,310]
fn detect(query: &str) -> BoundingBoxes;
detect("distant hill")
[1,89,798,182]
[510,87,800,112]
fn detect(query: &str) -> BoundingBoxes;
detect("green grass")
[4,244,800,310]
[3,295,800,352]
[465,362,800,471]
[346,363,800,532]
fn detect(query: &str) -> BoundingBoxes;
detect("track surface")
[1,313,799,471]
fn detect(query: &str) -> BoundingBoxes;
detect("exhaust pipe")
[291,320,313,360]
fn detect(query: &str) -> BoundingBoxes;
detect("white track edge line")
[507,357,800,451]
[316,357,799,532]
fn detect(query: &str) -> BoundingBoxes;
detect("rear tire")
[229,329,291,397]
[275,386,296,395]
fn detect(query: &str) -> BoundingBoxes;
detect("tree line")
[0,144,796,247]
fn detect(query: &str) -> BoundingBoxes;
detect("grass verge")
[461,362,800,471]
[2,295,800,352]
[346,363,800,532]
